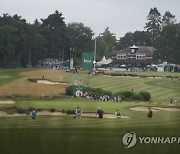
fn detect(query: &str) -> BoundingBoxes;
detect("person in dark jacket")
[147,107,153,118]
[97,108,104,118]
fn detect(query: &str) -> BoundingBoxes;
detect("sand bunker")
[37,80,67,85]
[151,107,180,112]
[82,113,130,119]
[0,110,130,119]
[130,106,180,112]
[0,100,15,104]
[130,106,159,112]
[0,111,26,117]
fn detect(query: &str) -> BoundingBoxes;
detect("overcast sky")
[1,0,180,38]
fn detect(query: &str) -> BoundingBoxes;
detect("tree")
[0,14,27,67]
[162,11,176,27]
[117,31,151,50]
[22,23,47,67]
[96,27,117,58]
[66,22,94,62]
[41,10,67,58]
[154,24,180,64]
[145,7,162,43]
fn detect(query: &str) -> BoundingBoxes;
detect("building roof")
[107,46,154,57]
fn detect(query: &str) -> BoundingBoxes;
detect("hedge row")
[84,87,112,96]
[65,86,151,101]
[65,86,112,96]
[114,91,151,101]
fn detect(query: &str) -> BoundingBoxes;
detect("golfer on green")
[31,110,37,119]
[75,107,82,119]
[115,110,121,118]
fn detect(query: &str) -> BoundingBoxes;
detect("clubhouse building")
[107,45,154,66]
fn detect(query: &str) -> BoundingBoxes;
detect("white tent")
[96,56,113,66]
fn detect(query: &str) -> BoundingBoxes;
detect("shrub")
[103,90,112,96]
[28,107,35,111]
[17,108,25,114]
[139,91,151,101]
[66,110,75,114]
[16,108,30,114]
[114,92,125,100]
[122,91,135,98]
[49,108,56,112]
[28,78,50,82]
[84,87,112,96]
[139,75,147,78]
[131,93,143,100]
[65,86,73,96]
[37,108,43,111]
[28,78,38,82]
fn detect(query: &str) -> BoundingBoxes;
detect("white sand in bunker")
[0,100,15,104]
[0,110,130,119]
[130,106,159,112]
[37,80,67,85]
[81,113,130,119]
[130,106,180,112]
[0,111,26,117]
[37,111,130,119]
[151,107,180,112]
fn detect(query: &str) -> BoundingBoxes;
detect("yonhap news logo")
[122,132,137,148]
[122,132,180,149]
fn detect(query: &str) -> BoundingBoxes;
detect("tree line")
[0,8,179,68]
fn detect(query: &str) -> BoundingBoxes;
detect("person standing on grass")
[75,107,82,119]
[115,110,121,118]
[31,110,37,119]
[97,108,104,118]
[147,107,153,118]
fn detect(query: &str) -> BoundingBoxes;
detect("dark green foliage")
[117,31,152,50]
[65,86,73,96]
[139,75,147,78]
[154,24,180,64]
[115,91,150,101]
[28,107,35,111]
[65,86,112,97]
[16,108,30,114]
[27,78,50,82]
[139,91,151,101]
[66,22,94,61]
[49,108,56,112]
[145,7,162,43]
[121,91,135,98]
[114,92,125,100]
[131,93,143,100]
[96,27,117,58]
[37,108,43,111]
[66,110,75,114]
[84,87,112,96]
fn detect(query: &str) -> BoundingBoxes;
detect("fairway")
[65,71,180,103]
[0,69,180,154]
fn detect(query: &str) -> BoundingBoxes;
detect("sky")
[1,0,180,38]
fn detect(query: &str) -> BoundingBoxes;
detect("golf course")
[0,68,180,154]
